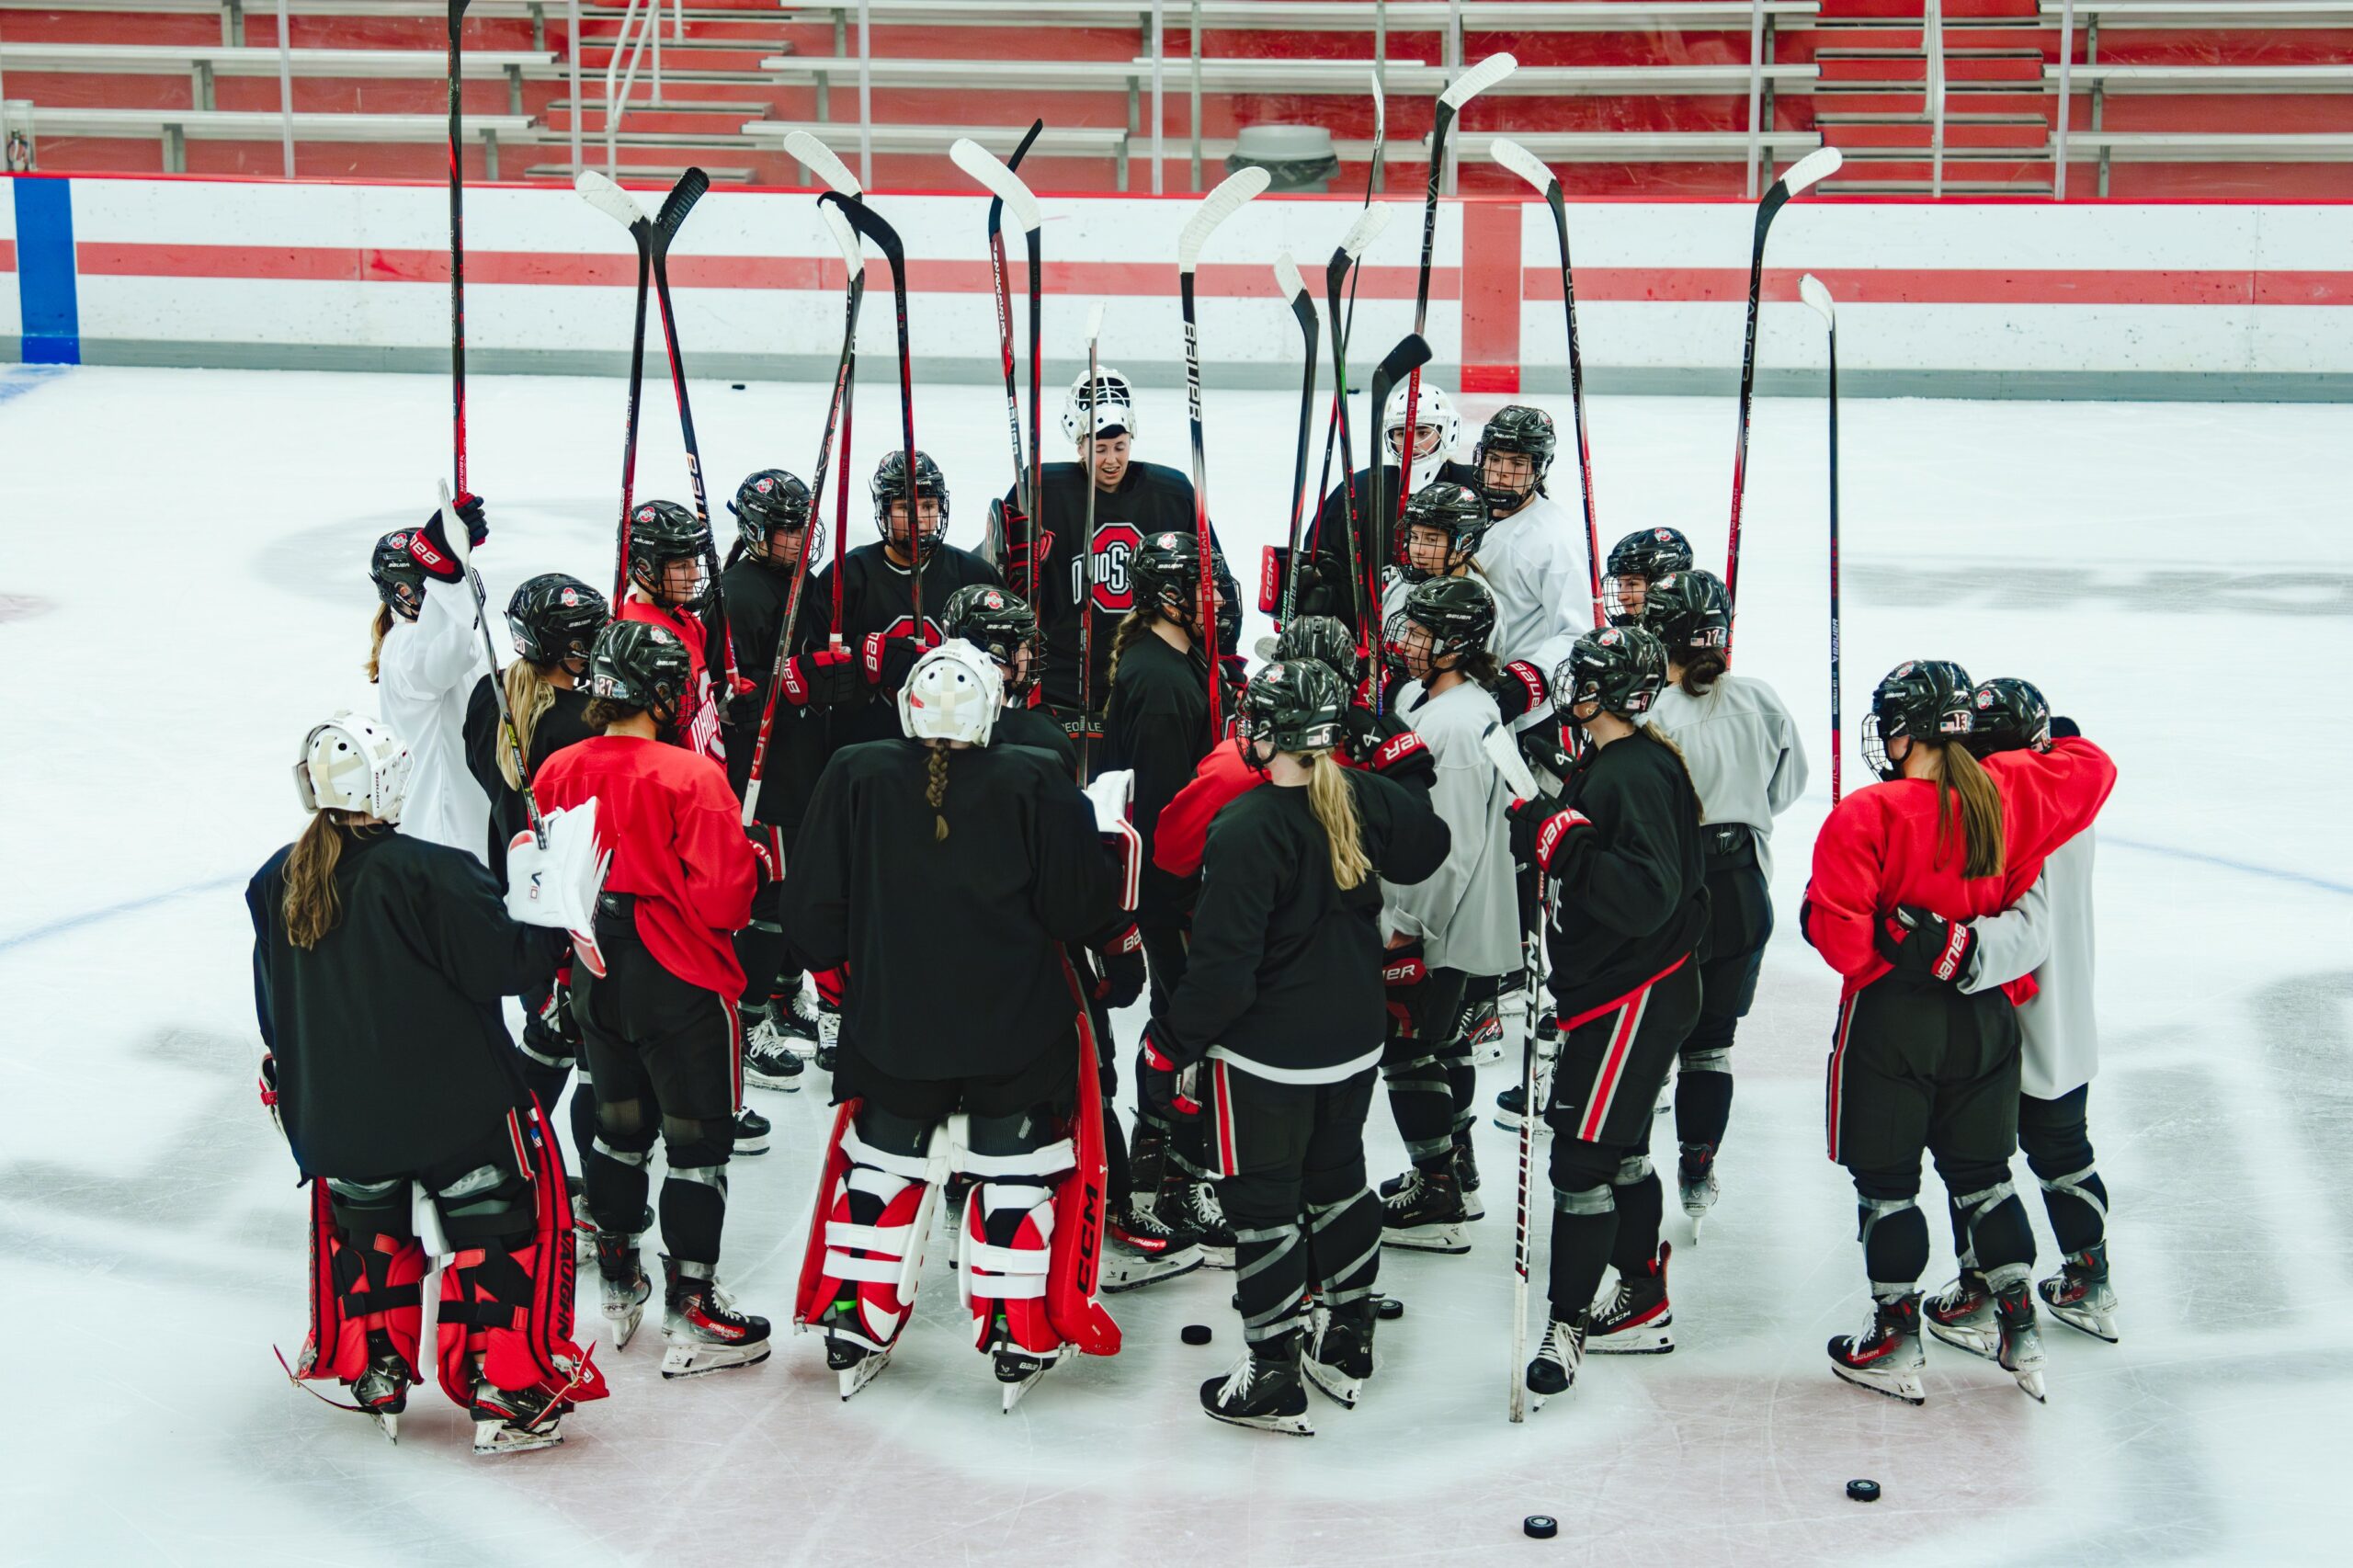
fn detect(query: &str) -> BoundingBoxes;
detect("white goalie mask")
[293,710,412,824]
[1381,381,1462,493]
[897,639,1006,748]
[1063,367,1138,446]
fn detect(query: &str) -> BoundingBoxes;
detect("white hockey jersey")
[377,576,493,862]
[1474,493,1586,731]
[1378,676,1520,975]
[1645,672,1808,881]
[1960,828,2099,1100]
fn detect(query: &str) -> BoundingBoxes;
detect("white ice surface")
[2,363,2350,1566]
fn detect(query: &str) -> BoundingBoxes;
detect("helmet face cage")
[1602,528,1695,625]
[1381,383,1461,492]
[627,503,716,610]
[1639,570,1732,653]
[589,623,690,729]
[1400,483,1490,584]
[730,471,813,561]
[943,586,1040,699]
[898,641,1005,747]
[1552,627,1666,725]
[1474,406,1557,514]
[1966,677,2052,757]
[294,711,413,824]
[1063,369,1138,445]
[872,452,949,558]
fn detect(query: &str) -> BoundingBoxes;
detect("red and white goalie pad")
[1048,958,1122,1357]
[795,1115,942,1352]
[957,1136,1076,1357]
[297,1179,428,1387]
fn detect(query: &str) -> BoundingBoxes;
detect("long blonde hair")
[282,810,360,949]
[366,605,392,684]
[499,660,561,790]
[1303,751,1370,892]
[1924,740,2006,881]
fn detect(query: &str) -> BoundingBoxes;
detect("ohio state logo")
[559,586,581,607]
[756,476,776,494]
[1073,521,1142,614]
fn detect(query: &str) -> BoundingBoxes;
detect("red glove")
[257,1053,282,1136]
[782,645,859,709]
[1090,922,1146,1009]
[1000,501,1051,593]
[1139,1021,1202,1119]
[746,824,784,883]
[1509,800,1593,875]
[1493,660,1550,724]
[1875,904,1978,984]
[1382,938,1429,1039]
[861,628,938,690]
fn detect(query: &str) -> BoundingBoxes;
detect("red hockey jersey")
[620,597,729,765]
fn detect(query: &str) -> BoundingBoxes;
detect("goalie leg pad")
[313,1177,428,1385]
[957,1114,1077,1358]
[809,1111,937,1354]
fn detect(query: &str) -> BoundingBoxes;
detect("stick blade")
[1799,273,1836,327]
[784,129,863,197]
[1370,67,1384,132]
[1777,145,1844,201]
[1488,136,1557,200]
[949,137,1043,233]
[817,198,864,281]
[1372,332,1433,389]
[1439,51,1518,110]
[1275,250,1308,304]
[1085,300,1106,343]
[655,167,710,241]
[1336,199,1392,261]
[1177,166,1270,270]
[574,168,648,232]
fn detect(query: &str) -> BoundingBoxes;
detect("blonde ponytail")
[365,605,392,684]
[499,660,560,790]
[1304,751,1370,892]
[282,811,355,949]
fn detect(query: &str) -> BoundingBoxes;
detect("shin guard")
[958,1137,1076,1359]
[301,1179,427,1387]
[800,1118,939,1355]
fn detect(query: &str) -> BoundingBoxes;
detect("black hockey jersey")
[1543,729,1711,1021]
[783,738,1120,1082]
[461,675,599,881]
[1104,631,1215,927]
[995,702,1080,777]
[802,540,1004,748]
[719,554,832,834]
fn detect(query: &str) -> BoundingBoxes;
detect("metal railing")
[600,0,684,174]
[1927,0,1946,196]
[2053,0,2077,198]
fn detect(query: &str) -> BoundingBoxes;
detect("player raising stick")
[365,494,494,857]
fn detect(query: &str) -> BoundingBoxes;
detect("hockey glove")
[861,629,938,692]
[999,501,1051,595]
[1518,722,1578,793]
[2051,715,2082,740]
[1875,904,1978,985]
[782,645,860,709]
[1509,800,1593,877]
[1798,895,1823,952]
[257,1053,283,1137]
[1382,937,1429,1039]
[745,824,785,884]
[1493,661,1550,725]
[1344,709,1437,790]
[1138,1022,1202,1119]
[408,493,487,583]
[1090,922,1147,1011]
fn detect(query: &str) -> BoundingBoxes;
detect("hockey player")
[786,642,1133,1405]
[1921,679,2118,1349]
[366,494,494,858]
[618,499,733,765]
[1295,382,1479,631]
[719,470,824,1089]
[534,620,774,1377]
[1145,660,1449,1430]
[1373,577,1520,1255]
[1511,626,1708,1406]
[806,450,1004,749]
[1637,569,1807,1238]
[1804,660,2116,1404]
[460,572,608,1185]
[252,711,608,1451]
[1470,404,1587,669]
[1600,527,1695,627]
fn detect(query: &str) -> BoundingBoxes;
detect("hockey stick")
[577,168,706,603]
[1307,73,1384,585]
[1724,144,1841,651]
[950,128,1047,596]
[440,479,544,847]
[1799,273,1841,806]
[1491,136,1604,630]
[1363,332,1433,714]
[782,134,866,634]
[744,200,866,826]
[1274,251,1319,627]
[1395,51,1516,548]
[446,0,471,497]
[783,127,863,199]
[1077,299,1106,783]
[823,191,924,639]
[1176,166,1269,740]
[1507,869,1543,1424]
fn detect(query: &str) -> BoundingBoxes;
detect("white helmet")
[1381,381,1462,494]
[898,640,1006,748]
[293,710,411,824]
[1063,367,1138,446]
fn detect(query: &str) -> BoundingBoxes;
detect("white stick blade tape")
[1177,165,1271,267]
[1488,136,1555,198]
[1370,66,1384,124]
[1339,199,1392,259]
[949,137,1042,233]
[1780,145,1844,198]
[1799,273,1836,325]
[817,199,864,280]
[784,129,862,196]
[574,169,646,228]
[1440,51,1518,109]
[435,480,470,572]
[1086,301,1106,341]
[1275,250,1307,301]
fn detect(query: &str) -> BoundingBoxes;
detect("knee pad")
[432,1160,535,1249]
[1855,1194,1918,1250]
[812,1120,939,1353]
[1613,1153,1654,1186]
[595,1094,653,1147]
[1679,1046,1732,1075]
[1549,1137,1621,1197]
[1951,1177,2019,1230]
[305,1180,427,1385]
[1553,1182,1614,1218]
[661,1115,734,1183]
[956,1131,1076,1357]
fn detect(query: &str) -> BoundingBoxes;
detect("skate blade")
[836,1347,892,1401]
[1830,1361,1926,1406]
[1100,1248,1206,1295]
[1461,1196,1487,1222]
[1586,1324,1674,1356]
[1379,1223,1470,1255]
[999,1363,1052,1413]
[1196,1244,1238,1271]
[732,1139,771,1157]
[745,1071,804,1092]
[1686,1213,1706,1244]
[369,1409,400,1445]
[605,1303,644,1350]
[660,1340,773,1380]
[2048,1304,2119,1344]
[1926,1318,2000,1361]
[1206,1407,1314,1437]
[1303,1362,1367,1410]
[1525,1380,1571,1414]
[473,1419,563,1455]
[2008,1365,2049,1403]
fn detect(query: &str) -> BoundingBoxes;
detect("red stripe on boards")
[1522,265,2353,308]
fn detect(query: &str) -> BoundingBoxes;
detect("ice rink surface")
[2,362,2349,1567]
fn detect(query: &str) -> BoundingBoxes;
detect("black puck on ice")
[1376,1297,1404,1321]
[731,382,746,391]
[1846,1479,1881,1504]
[1523,1516,1559,1539]
[1181,1323,1213,1346]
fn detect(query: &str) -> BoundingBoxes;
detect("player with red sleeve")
[617,500,734,766]
[1802,660,2116,1409]
[535,620,772,1381]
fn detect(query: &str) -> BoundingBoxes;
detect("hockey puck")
[731,382,746,391]
[1523,1516,1559,1540]
[1846,1480,1881,1504]
[1376,1297,1404,1321]
[1181,1324,1213,1346]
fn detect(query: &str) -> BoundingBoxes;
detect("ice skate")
[659,1259,772,1379]
[732,1104,772,1155]
[2039,1244,2119,1344]
[1492,1083,1552,1139]
[821,1303,895,1400]
[1995,1283,2049,1403]
[1461,991,1504,1066]
[1924,1269,1998,1359]
[1587,1243,1674,1354]
[768,986,825,1052]
[1453,1136,1485,1221]
[1202,1335,1315,1436]
[1525,1312,1588,1411]
[813,993,842,1074]
[1101,1202,1206,1293]
[1677,1146,1719,1240]
[989,1315,1061,1413]
[348,1331,409,1444]
[596,1233,652,1349]
[469,1381,565,1455]
[1157,1171,1235,1268]
[1827,1291,1927,1405]
[575,1193,654,1262]
[1378,1165,1470,1255]
[743,1014,807,1091]
[1303,1304,1376,1409]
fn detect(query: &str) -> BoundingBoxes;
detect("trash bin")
[1226,124,1339,194]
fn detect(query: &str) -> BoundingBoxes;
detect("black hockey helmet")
[1399,482,1492,583]
[1552,624,1668,725]
[1602,527,1695,625]
[942,583,1040,699]
[627,499,715,609]
[1239,659,1349,758]
[1131,529,1207,619]
[1964,677,2052,758]
[1385,574,1497,683]
[871,449,949,557]
[587,619,692,728]
[1273,613,1360,685]
[1474,403,1558,514]
[728,469,813,561]
[1861,659,1974,781]
[369,529,426,621]
[506,573,609,670]
[1638,567,1732,655]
